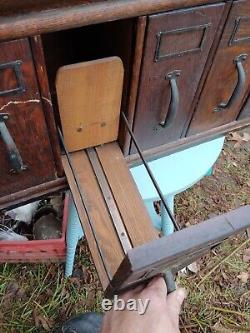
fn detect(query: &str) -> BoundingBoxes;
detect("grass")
[0,243,103,332]
[178,237,250,332]
[0,130,250,332]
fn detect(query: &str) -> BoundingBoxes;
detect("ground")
[0,129,249,333]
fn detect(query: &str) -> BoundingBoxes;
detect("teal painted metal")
[65,194,84,277]
[130,137,225,234]
[64,137,225,275]
[161,195,175,235]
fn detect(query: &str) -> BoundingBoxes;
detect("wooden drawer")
[238,94,250,120]
[131,3,225,152]
[0,38,56,198]
[188,0,250,135]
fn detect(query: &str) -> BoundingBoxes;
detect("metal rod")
[87,147,132,253]
[163,270,176,294]
[121,112,180,231]
[58,127,112,280]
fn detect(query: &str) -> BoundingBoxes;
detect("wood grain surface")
[106,204,250,297]
[30,35,64,177]
[56,57,124,152]
[0,38,56,198]
[132,3,225,152]
[96,142,158,246]
[121,16,147,156]
[188,0,250,135]
[62,154,110,289]
[0,0,221,40]
[62,142,158,288]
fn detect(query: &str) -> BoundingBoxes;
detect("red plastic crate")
[0,194,68,263]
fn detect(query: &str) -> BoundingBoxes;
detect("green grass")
[0,245,103,332]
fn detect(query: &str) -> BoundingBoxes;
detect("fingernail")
[176,288,187,302]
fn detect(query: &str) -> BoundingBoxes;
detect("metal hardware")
[122,112,180,292]
[164,270,176,294]
[59,113,181,291]
[87,147,132,253]
[0,113,27,172]
[58,127,112,281]
[155,23,211,62]
[160,70,181,127]
[229,16,250,46]
[0,60,26,97]
[214,54,247,112]
[121,112,180,232]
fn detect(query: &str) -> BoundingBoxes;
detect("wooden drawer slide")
[57,56,250,296]
[62,142,250,296]
[62,142,158,290]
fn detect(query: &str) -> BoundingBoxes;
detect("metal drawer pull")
[0,113,26,172]
[160,70,181,127]
[214,54,247,112]
[0,60,26,97]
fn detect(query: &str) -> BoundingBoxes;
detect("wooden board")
[62,142,158,289]
[62,156,110,289]
[56,57,124,152]
[105,205,250,297]
[62,150,125,288]
[96,142,158,246]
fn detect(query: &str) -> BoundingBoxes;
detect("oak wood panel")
[86,147,132,254]
[0,0,98,15]
[180,0,233,138]
[0,38,56,198]
[188,0,250,135]
[63,150,124,279]
[62,155,110,289]
[96,142,158,246]
[106,205,250,297]
[30,35,64,177]
[0,0,222,41]
[131,3,225,152]
[56,58,124,152]
[120,16,147,156]
[42,19,134,146]
[238,94,250,120]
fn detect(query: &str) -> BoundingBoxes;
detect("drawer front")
[131,3,225,152]
[188,0,250,135]
[238,94,250,120]
[0,38,56,197]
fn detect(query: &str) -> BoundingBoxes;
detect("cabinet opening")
[41,19,135,136]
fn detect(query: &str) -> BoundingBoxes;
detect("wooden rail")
[0,0,221,40]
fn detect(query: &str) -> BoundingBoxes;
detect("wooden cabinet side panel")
[30,35,64,177]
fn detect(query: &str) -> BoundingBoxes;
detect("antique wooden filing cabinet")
[0,39,57,197]
[0,0,250,208]
[132,3,225,151]
[188,0,250,135]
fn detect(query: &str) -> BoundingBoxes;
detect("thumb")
[165,288,186,324]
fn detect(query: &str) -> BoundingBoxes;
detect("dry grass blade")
[197,239,250,287]
[210,307,250,318]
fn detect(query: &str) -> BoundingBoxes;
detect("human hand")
[101,277,186,333]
